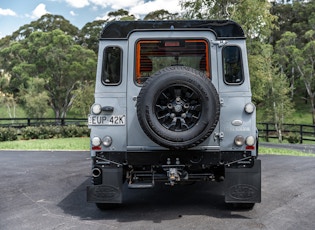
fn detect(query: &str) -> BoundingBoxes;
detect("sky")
[0,0,183,38]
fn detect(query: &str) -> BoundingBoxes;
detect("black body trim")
[101,20,245,39]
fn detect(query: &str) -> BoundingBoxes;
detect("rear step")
[128,170,155,189]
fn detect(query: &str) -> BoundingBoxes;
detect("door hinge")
[211,40,227,47]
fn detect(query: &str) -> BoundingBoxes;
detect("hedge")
[0,127,18,141]
[0,125,90,141]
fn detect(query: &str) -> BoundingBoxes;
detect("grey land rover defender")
[87,20,261,209]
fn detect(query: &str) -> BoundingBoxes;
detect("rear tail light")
[234,135,245,146]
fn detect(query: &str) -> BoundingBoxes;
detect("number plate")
[88,115,126,126]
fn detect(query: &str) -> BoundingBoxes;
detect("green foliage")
[0,104,26,119]
[180,0,277,40]
[275,29,315,124]
[108,9,130,17]
[0,94,18,118]
[21,126,45,140]
[20,125,89,140]
[107,9,136,21]
[0,127,18,141]
[18,78,50,118]
[61,125,90,138]
[261,69,295,117]
[70,81,94,117]
[11,14,79,41]
[248,43,272,104]
[78,20,106,53]
[286,132,300,144]
[144,10,181,20]
[230,0,277,40]
[271,1,315,47]
[0,29,97,119]
[257,44,295,142]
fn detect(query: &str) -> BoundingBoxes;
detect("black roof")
[100,20,245,40]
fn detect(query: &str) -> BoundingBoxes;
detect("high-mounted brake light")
[164,41,180,47]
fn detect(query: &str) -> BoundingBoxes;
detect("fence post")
[266,123,269,142]
[300,125,303,144]
[27,118,31,126]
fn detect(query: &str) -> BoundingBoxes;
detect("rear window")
[102,46,122,85]
[136,39,210,84]
[222,46,244,84]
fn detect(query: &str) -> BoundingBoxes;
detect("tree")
[295,30,315,124]
[275,30,315,124]
[18,78,50,118]
[0,41,30,96]
[180,0,277,40]
[78,20,106,53]
[264,71,295,142]
[107,9,136,21]
[11,14,79,41]
[274,31,297,99]
[0,29,97,119]
[0,35,11,49]
[248,43,270,104]
[0,70,17,118]
[70,81,95,117]
[271,0,315,46]
[144,10,181,20]
[259,45,294,142]
[181,0,230,19]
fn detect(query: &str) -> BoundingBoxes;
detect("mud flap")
[87,167,123,204]
[224,159,261,203]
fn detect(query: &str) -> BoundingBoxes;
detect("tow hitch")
[163,166,186,186]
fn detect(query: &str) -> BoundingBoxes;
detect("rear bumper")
[93,150,254,166]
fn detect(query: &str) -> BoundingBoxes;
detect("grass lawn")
[259,146,315,157]
[0,137,90,151]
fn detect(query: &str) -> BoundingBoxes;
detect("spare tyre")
[137,66,220,149]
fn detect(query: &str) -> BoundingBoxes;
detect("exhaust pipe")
[92,167,101,178]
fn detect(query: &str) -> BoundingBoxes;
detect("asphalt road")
[0,151,314,230]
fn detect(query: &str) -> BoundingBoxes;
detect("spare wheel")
[137,66,220,149]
